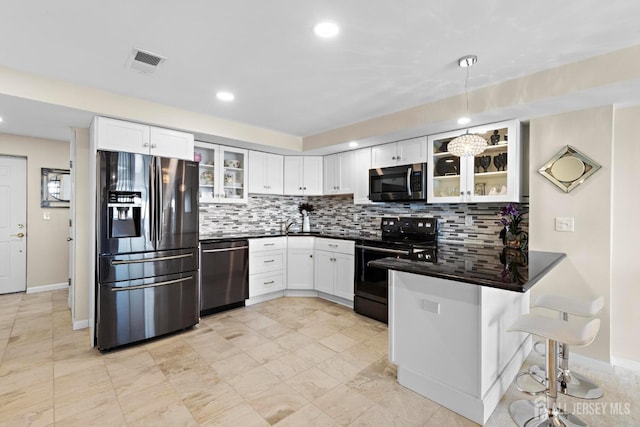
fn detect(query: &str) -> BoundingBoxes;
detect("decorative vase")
[303,215,310,232]
[502,227,528,250]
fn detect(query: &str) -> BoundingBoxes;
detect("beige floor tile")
[182,381,245,424]
[105,351,167,397]
[339,323,383,342]
[118,380,183,423]
[319,332,358,353]
[274,330,315,351]
[210,350,260,381]
[377,383,441,425]
[273,403,338,427]
[0,337,7,360]
[424,406,479,426]
[248,382,309,424]
[167,361,222,397]
[258,322,294,340]
[313,383,375,425]
[0,359,53,392]
[200,402,270,427]
[228,330,273,351]
[54,363,112,405]
[54,398,126,427]
[294,342,337,365]
[316,353,365,383]
[350,403,424,427]
[340,342,385,370]
[286,366,340,401]
[228,365,283,400]
[298,323,340,340]
[128,401,198,427]
[244,313,279,331]
[346,362,399,403]
[0,381,54,425]
[263,351,314,380]
[245,340,288,364]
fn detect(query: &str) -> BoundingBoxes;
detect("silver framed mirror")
[41,168,70,208]
[538,146,601,193]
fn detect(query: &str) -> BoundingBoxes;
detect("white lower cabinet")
[313,238,355,302]
[249,237,286,299]
[287,237,314,290]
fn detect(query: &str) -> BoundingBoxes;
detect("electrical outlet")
[43,211,51,221]
[555,217,575,232]
[465,215,473,226]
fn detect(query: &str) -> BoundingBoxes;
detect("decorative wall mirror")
[538,146,601,193]
[41,168,71,208]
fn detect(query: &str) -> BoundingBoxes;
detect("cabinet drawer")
[315,238,354,255]
[250,251,286,274]
[249,237,286,252]
[250,271,286,297]
[287,236,315,249]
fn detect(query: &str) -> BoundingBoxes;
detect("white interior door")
[0,156,27,294]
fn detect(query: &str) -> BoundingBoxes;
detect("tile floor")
[0,290,638,426]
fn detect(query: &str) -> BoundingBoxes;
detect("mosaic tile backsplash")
[199,194,528,246]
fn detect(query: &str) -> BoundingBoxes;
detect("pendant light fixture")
[448,55,488,157]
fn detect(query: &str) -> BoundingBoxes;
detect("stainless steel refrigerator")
[96,151,199,350]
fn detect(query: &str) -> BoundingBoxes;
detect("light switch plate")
[555,217,574,232]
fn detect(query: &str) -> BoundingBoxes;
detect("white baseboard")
[26,282,68,294]
[246,290,284,306]
[284,289,318,297]
[611,356,640,373]
[72,319,89,330]
[315,291,353,308]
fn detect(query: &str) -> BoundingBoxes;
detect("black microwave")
[369,163,427,202]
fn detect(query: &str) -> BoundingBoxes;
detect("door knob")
[11,233,25,238]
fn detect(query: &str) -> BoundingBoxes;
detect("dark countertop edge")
[369,251,566,293]
[199,231,367,242]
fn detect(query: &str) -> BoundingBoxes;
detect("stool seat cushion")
[532,294,604,317]
[508,314,600,347]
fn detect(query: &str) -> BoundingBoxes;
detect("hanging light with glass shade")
[448,55,488,157]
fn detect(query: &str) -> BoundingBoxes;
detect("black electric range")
[354,217,438,323]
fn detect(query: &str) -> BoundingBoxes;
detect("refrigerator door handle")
[110,276,192,292]
[111,253,193,265]
[157,158,163,245]
[150,159,156,244]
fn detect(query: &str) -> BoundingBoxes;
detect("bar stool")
[508,314,600,427]
[529,294,604,399]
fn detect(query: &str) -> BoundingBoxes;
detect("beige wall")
[0,133,70,289]
[529,106,613,363]
[611,106,640,363]
[72,129,91,325]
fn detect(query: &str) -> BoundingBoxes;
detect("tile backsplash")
[199,194,528,246]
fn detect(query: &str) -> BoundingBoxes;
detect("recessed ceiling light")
[0,117,3,123]
[457,117,471,125]
[216,91,235,102]
[314,21,340,38]
[348,141,359,148]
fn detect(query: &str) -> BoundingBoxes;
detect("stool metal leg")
[510,338,588,427]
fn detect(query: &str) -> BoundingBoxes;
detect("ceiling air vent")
[126,48,166,75]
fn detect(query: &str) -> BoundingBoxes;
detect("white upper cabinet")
[323,151,354,195]
[284,156,323,196]
[371,137,426,168]
[195,142,248,204]
[248,151,284,195]
[427,119,521,203]
[353,147,372,204]
[93,117,194,160]
[149,127,195,160]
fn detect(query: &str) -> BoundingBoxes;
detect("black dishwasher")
[200,240,249,316]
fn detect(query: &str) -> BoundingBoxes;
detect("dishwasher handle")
[202,246,249,253]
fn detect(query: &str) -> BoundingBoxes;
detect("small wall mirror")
[538,146,601,193]
[41,168,71,208]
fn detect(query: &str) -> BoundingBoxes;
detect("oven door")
[354,244,407,323]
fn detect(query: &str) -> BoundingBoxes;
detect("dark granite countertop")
[368,243,566,293]
[199,230,373,242]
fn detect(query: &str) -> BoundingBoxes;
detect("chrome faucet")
[283,218,296,234]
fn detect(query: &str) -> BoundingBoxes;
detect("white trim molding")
[26,282,68,294]
[611,356,640,373]
[72,319,89,330]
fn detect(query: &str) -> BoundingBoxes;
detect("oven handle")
[355,245,407,255]
[406,167,412,196]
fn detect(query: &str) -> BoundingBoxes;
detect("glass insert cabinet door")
[427,120,522,203]
[194,142,247,204]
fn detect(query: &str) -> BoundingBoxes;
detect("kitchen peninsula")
[369,245,566,425]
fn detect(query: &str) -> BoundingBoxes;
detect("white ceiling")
[1,1,640,145]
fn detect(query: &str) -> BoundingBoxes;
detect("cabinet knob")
[397,156,401,160]
[299,187,303,190]
[309,254,313,258]
[392,156,396,160]
[304,187,307,190]
[460,192,464,196]
[143,142,150,147]
[150,144,157,148]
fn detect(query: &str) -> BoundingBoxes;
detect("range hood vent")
[126,48,166,75]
